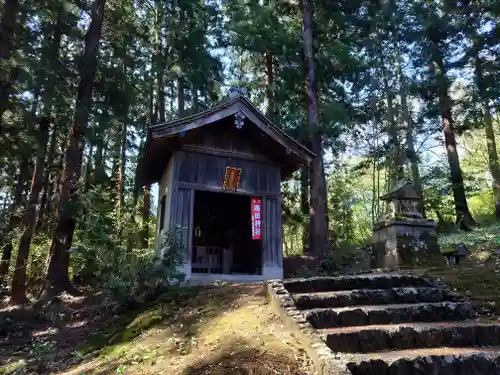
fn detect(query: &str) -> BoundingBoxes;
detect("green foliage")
[103,225,186,304]
[328,162,372,245]
[439,222,500,255]
[68,185,185,303]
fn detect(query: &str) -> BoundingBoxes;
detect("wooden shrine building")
[137,90,315,282]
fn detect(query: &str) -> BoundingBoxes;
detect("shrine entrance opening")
[191,190,262,276]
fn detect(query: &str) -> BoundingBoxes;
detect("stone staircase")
[269,273,500,374]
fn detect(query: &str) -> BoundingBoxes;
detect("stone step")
[284,273,434,294]
[306,301,474,329]
[293,287,463,309]
[345,347,500,375]
[321,321,500,353]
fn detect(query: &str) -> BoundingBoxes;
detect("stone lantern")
[371,179,443,269]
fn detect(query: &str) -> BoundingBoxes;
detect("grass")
[438,221,500,256]
[59,284,314,375]
[417,221,500,315]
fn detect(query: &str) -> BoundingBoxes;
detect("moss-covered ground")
[0,284,314,375]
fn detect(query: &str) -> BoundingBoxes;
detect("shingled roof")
[137,93,315,186]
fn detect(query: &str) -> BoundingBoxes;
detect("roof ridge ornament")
[234,111,245,129]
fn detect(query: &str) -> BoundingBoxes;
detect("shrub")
[104,225,186,304]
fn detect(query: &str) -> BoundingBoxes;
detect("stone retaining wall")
[266,279,350,375]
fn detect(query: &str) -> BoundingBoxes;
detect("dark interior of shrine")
[191,190,262,275]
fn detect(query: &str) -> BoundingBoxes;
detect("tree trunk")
[41,0,106,298]
[155,0,165,123]
[398,60,424,215]
[48,132,66,222]
[0,0,20,122]
[84,141,93,194]
[192,83,198,112]
[429,39,475,229]
[442,107,475,228]
[140,69,157,250]
[0,157,28,284]
[302,0,329,254]
[177,77,185,116]
[264,52,275,121]
[382,65,404,185]
[473,46,500,217]
[11,118,51,304]
[94,108,108,184]
[118,121,127,211]
[37,125,58,231]
[177,5,185,117]
[300,166,309,252]
[110,124,121,187]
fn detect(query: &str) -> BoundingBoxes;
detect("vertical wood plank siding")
[175,151,280,194]
[264,197,283,266]
[169,187,193,261]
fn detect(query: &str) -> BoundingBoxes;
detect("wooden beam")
[180,144,275,164]
[176,181,280,198]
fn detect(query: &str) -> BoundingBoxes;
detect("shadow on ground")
[0,284,254,374]
[182,339,307,375]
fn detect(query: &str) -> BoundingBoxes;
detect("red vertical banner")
[251,197,262,240]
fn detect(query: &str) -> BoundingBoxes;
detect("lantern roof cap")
[380,179,420,201]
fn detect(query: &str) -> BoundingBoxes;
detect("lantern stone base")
[371,218,443,269]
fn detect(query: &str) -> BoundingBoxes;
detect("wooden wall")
[263,197,283,266]
[169,187,193,261]
[155,158,174,257]
[159,120,284,271]
[174,151,281,196]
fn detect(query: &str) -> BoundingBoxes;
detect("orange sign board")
[223,167,242,191]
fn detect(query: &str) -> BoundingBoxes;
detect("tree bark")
[177,77,185,116]
[301,0,329,254]
[118,121,127,211]
[37,125,58,231]
[11,118,51,304]
[442,107,475,228]
[41,0,106,298]
[110,123,121,187]
[300,166,309,251]
[428,38,475,229]
[264,52,275,121]
[154,0,165,123]
[93,107,108,184]
[192,83,198,112]
[473,45,500,217]
[0,0,20,123]
[398,60,424,215]
[0,157,28,284]
[382,65,404,184]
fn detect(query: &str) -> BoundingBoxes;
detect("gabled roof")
[137,94,315,186]
[149,94,315,162]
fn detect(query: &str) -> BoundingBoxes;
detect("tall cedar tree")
[42,0,106,297]
[11,118,51,304]
[0,0,20,124]
[0,158,27,283]
[301,0,329,253]
[427,29,475,228]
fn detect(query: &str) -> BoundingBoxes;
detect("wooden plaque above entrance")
[223,167,242,191]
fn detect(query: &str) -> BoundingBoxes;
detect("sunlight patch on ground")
[64,284,314,375]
